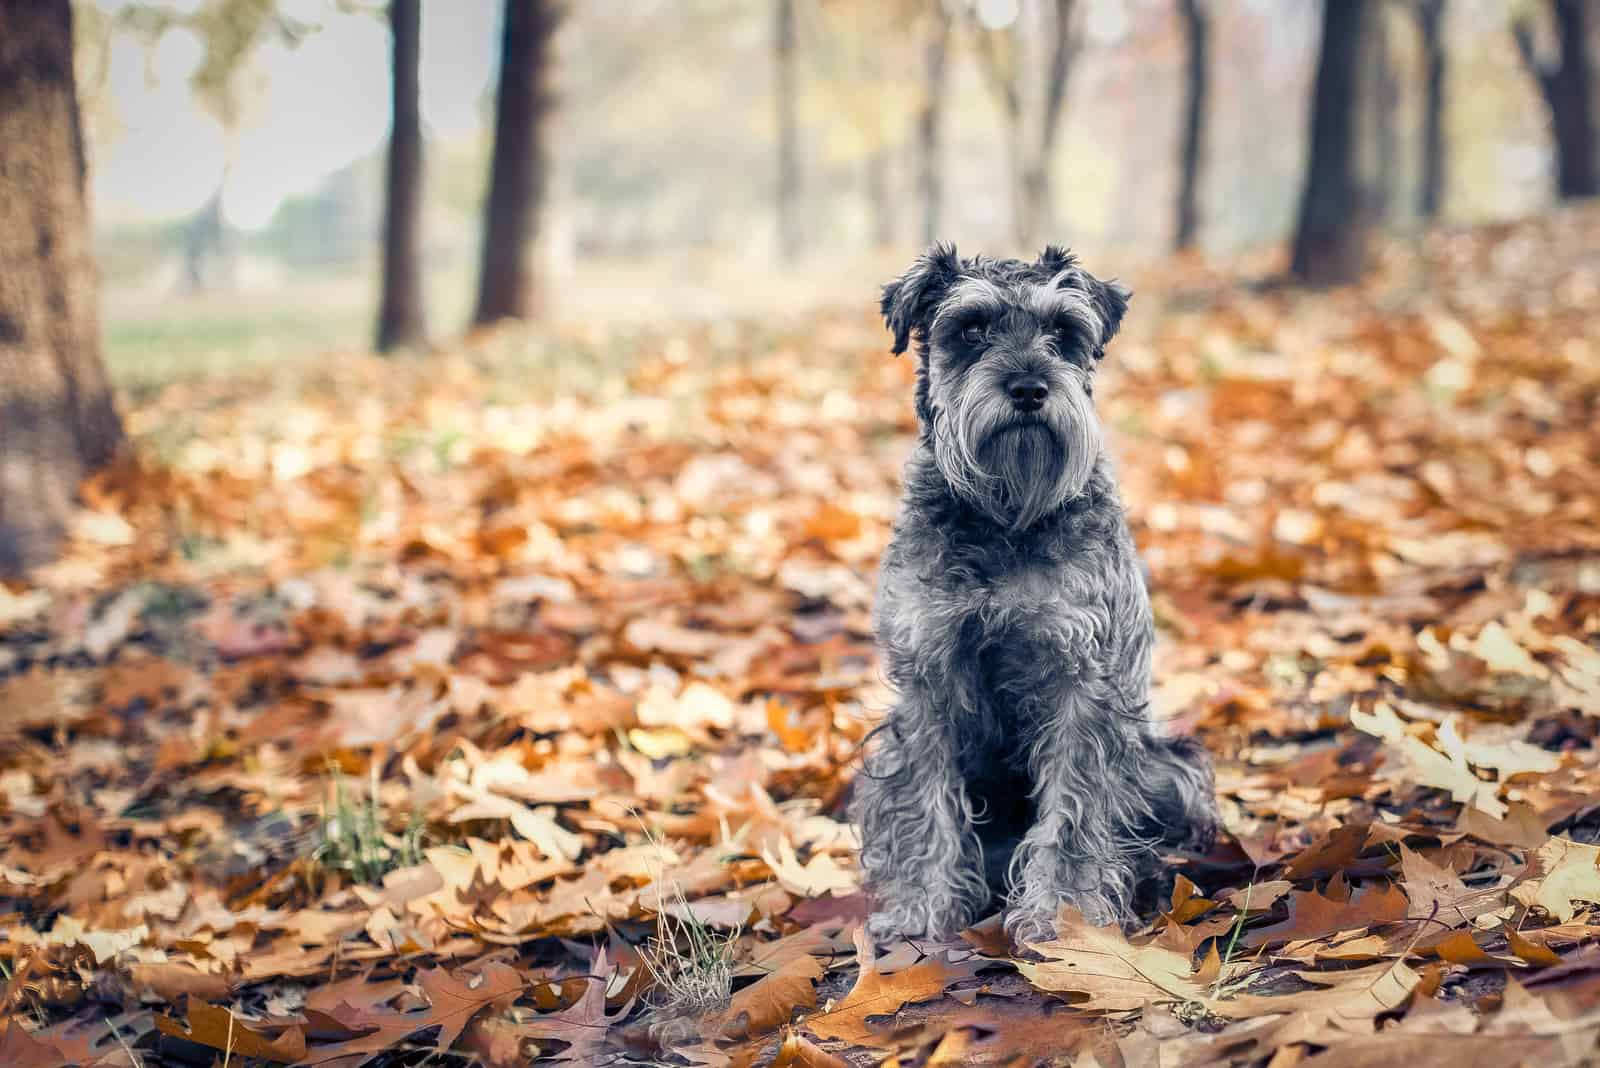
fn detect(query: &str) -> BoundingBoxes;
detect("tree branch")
[973,23,1021,123]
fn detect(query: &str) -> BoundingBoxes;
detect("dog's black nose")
[1008,376,1049,412]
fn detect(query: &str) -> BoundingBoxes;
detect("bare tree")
[376,0,427,352]
[916,1,953,246]
[0,0,124,573]
[1414,0,1448,219]
[474,0,564,326]
[974,0,1080,249]
[1174,0,1210,250]
[775,0,801,262]
[1370,5,1401,221]
[1290,0,1373,286]
[1513,0,1598,199]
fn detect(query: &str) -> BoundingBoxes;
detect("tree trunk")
[866,147,893,249]
[1174,0,1209,250]
[0,0,123,575]
[1514,0,1598,199]
[976,0,1077,251]
[775,0,800,263]
[376,0,427,352]
[1290,0,1371,286]
[1370,6,1400,222]
[916,1,951,247]
[1415,0,1448,219]
[183,187,224,292]
[473,0,562,326]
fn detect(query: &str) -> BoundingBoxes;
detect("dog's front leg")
[1004,684,1142,941]
[854,695,988,942]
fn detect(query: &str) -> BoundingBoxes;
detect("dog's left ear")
[881,243,962,355]
[1035,247,1130,358]
[1086,274,1131,357]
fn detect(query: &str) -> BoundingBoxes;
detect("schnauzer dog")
[853,244,1219,943]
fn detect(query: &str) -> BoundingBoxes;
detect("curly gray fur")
[854,244,1220,943]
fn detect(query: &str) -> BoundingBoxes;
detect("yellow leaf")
[1511,837,1600,923]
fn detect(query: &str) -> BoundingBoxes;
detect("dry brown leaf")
[806,929,981,1046]
[1016,908,1217,1014]
[718,954,824,1039]
[155,1000,308,1062]
[1511,838,1600,923]
[1246,877,1409,948]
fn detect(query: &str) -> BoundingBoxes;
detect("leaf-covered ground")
[2,208,1599,1067]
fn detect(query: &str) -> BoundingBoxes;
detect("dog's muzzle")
[1007,373,1049,414]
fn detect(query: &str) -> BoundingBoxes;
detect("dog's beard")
[933,372,1100,530]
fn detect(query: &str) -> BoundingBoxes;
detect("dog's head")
[880,244,1130,529]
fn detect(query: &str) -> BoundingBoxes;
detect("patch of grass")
[640,881,741,1020]
[312,768,425,886]
[631,815,740,1021]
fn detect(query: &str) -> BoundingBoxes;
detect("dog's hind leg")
[1136,733,1218,853]
[854,696,989,943]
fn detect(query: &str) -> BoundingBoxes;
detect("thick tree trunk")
[1415,0,1448,219]
[1514,0,1598,199]
[916,2,951,247]
[1174,0,1209,250]
[775,0,800,263]
[1290,0,1371,286]
[473,0,562,326]
[0,0,123,575]
[376,0,427,352]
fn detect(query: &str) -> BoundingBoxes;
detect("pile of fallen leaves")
[2,205,1599,1067]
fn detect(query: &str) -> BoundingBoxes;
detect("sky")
[91,0,498,229]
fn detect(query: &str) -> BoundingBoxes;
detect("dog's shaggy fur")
[854,244,1220,943]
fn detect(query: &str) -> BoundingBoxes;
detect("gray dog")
[853,244,1219,943]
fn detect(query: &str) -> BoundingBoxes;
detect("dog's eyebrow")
[931,278,1007,332]
[1027,274,1104,339]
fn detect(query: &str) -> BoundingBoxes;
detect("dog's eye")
[960,323,987,346]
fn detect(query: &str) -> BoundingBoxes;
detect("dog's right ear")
[880,243,961,355]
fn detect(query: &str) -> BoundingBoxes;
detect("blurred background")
[2,0,1599,576]
[64,0,1589,378]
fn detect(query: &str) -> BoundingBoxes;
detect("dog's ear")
[881,243,961,355]
[1085,274,1131,357]
[1034,245,1076,275]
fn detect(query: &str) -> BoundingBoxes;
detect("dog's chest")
[925,555,1111,668]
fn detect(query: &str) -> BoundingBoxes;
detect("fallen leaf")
[1016,908,1216,1013]
[806,929,980,1046]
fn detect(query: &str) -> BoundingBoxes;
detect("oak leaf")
[717,954,825,1039]
[806,929,981,1046]
[1016,908,1216,1014]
